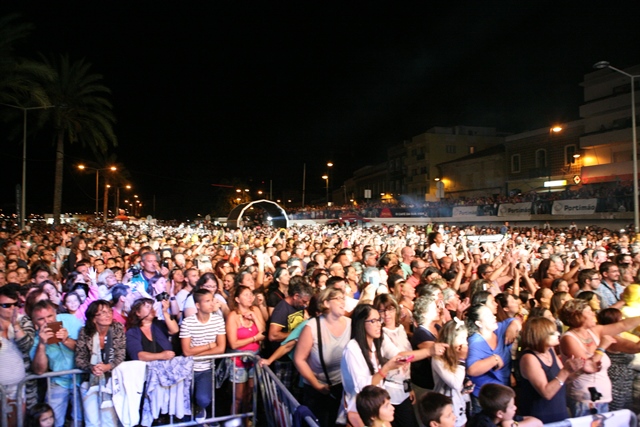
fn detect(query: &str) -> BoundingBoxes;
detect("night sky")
[1,1,639,219]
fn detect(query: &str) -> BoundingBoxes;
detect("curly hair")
[558,298,589,328]
[413,295,438,327]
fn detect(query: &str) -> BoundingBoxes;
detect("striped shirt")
[180,313,226,371]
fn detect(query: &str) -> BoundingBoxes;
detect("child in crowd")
[27,403,55,427]
[467,384,541,427]
[417,392,457,427]
[356,385,395,427]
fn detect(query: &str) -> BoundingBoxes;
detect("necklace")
[239,313,254,331]
[573,329,594,346]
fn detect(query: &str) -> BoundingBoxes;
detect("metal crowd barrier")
[256,362,320,427]
[15,368,84,427]
[543,410,637,427]
[152,352,258,427]
[5,352,261,427]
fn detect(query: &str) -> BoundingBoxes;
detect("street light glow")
[551,126,563,133]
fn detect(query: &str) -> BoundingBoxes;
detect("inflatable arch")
[226,199,290,229]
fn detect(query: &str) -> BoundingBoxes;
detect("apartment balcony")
[580,127,632,148]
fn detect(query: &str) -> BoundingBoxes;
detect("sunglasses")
[0,302,18,308]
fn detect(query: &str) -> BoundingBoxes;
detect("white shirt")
[341,338,399,413]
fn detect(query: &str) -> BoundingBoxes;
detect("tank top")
[562,329,612,404]
[235,320,260,367]
[518,349,568,423]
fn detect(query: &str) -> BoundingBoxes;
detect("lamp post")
[547,126,563,193]
[594,61,640,235]
[322,175,329,205]
[78,165,116,219]
[1,103,56,229]
[327,162,333,203]
[115,185,132,215]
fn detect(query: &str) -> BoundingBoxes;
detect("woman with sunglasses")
[341,304,438,427]
[75,300,125,426]
[294,287,350,427]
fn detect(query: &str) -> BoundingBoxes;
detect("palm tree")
[0,14,53,106]
[39,54,117,224]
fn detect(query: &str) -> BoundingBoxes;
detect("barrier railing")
[7,352,260,427]
[543,409,637,427]
[15,368,84,427]
[256,362,320,427]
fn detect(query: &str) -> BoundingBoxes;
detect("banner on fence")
[452,206,479,217]
[551,199,597,215]
[497,202,532,217]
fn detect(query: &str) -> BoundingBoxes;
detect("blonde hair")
[316,287,344,315]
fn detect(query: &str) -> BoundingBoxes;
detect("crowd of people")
[286,181,635,219]
[1,218,640,427]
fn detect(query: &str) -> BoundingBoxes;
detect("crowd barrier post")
[255,362,320,427]
[15,369,85,427]
[0,384,7,427]
[151,352,258,427]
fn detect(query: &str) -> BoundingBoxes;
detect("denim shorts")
[231,364,255,384]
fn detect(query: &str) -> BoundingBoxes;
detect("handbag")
[316,316,343,400]
[214,358,232,388]
[316,316,347,425]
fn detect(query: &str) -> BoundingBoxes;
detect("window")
[511,154,521,173]
[446,145,457,154]
[565,145,577,165]
[535,149,547,168]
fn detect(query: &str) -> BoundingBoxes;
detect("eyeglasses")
[95,310,112,317]
[0,302,18,308]
[364,318,382,325]
[330,296,345,301]
[378,307,396,314]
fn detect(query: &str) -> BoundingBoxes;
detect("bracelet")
[492,354,500,369]
[554,376,564,386]
[208,342,212,350]
[378,369,387,379]
[252,335,256,343]
[596,347,605,354]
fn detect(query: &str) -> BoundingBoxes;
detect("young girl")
[356,385,395,427]
[431,320,473,427]
[28,403,55,427]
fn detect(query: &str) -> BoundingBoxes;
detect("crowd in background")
[286,181,635,219]
[1,218,640,427]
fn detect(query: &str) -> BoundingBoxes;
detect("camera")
[128,267,141,276]
[588,387,602,402]
[155,292,170,302]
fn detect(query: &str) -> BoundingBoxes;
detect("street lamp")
[322,175,329,205]
[115,185,132,215]
[546,126,563,192]
[78,164,116,219]
[594,61,639,235]
[1,103,56,229]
